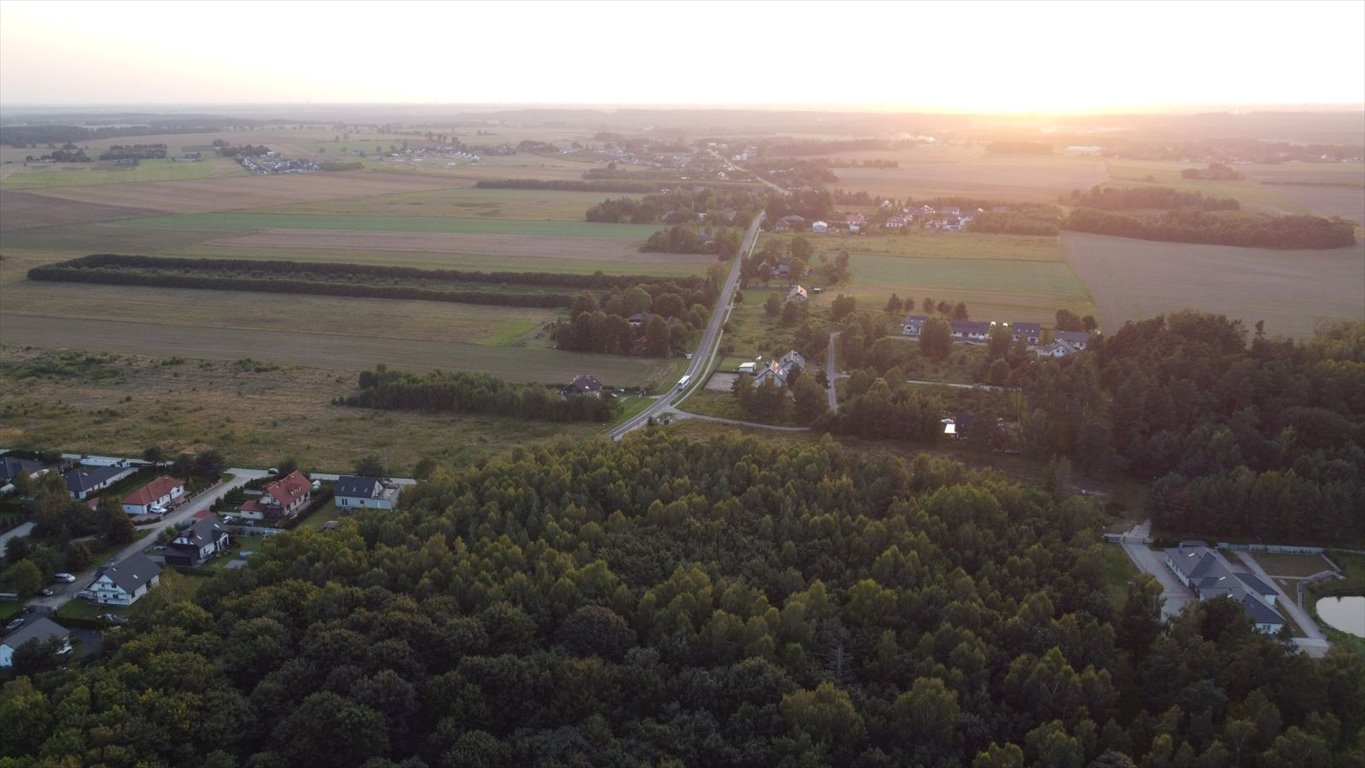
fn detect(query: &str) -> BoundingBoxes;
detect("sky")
[2,0,1363,113]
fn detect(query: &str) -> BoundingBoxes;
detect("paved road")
[25,467,266,612]
[610,214,764,440]
[1115,522,1196,620]
[712,151,791,197]
[1235,551,1330,657]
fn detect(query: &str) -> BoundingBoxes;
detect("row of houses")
[902,315,1095,355]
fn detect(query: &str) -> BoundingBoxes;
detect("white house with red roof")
[239,470,312,521]
[121,475,186,516]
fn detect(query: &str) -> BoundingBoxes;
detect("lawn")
[113,212,661,239]
[1101,543,1140,606]
[1253,552,1337,578]
[295,500,342,532]
[0,158,243,190]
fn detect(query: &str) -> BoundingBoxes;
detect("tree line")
[553,281,721,357]
[339,367,620,423]
[586,187,761,227]
[5,433,1358,766]
[1067,186,1241,212]
[640,225,742,257]
[1064,208,1357,249]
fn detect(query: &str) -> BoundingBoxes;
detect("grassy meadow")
[0,348,604,475]
[0,157,244,190]
[816,145,1109,202]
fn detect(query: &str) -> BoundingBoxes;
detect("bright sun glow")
[2,0,1363,112]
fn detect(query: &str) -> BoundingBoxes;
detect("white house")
[121,475,186,516]
[334,475,402,511]
[91,552,160,606]
[811,220,829,233]
[0,617,71,668]
[1055,330,1093,351]
[63,463,135,500]
[163,517,230,567]
[1036,341,1074,358]
[787,286,809,303]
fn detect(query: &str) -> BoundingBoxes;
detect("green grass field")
[109,212,660,239]
[758,232,1096,324]
[0,158,243,190]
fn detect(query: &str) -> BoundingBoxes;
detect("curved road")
[610,214,765,440]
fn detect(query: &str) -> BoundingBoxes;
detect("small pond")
[1316,596,1365,638]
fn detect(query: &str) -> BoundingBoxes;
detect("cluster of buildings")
[235,153,321,175]
[901,316,1095,357]
[735,350,807,388]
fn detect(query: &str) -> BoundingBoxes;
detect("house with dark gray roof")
[950,320,991,342]
[164,518,230,567]
[1010,322,1042,346]
[1055,330,1094,350]
[0,617,71,668]
[902,314,927,338]
[561,374,604,399]
[1163,543,1285,634]
[91,552,161,606]
[0,456,46,486]
[63,463,135,501]
[334,475,401,511]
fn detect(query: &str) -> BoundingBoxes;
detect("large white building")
[91,552,161,606]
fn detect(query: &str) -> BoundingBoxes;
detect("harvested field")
[20,172,469,214]
[0,348,602,475]
[763,231,1065,262]
[0,314,675,388]
[821,146,1107,201]
[1062,232,1365,339]
[262,187,627,220]
[205,228,705,265]
[0,191,159,231]
[114,212,660,239]
[1104,161,1308,213]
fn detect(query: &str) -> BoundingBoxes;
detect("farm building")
[121,475,185,516]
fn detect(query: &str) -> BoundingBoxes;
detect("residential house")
[754,351,806,388]
[0,617,72,668]
[845,213,865,233]
[918,205,935,216]
[163,517,230,567]
[949,320,991,342]
[91,552,160,606]
[1163,543,1286,634]
[811,220,829,233]
[1055,330,1093,351]
[884,215,908,229]
[0,456,46,485]
[1010,322,1042,346]
[1036,341,1074,358]
[335,475,402,511]
[238,470,312,522]
[561,374,604,398]
[121,475,185,516]
[63,463,135,501]
[787,286,809,303]
[902,314,927,338]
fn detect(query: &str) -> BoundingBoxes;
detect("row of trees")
[1067,185,1241,212]
[474,178,670,193]
[1064,208,1357,249]
[586,187,760,226]
[10,434,1355,765]
[340,367,620,423]
[640,225,742,258]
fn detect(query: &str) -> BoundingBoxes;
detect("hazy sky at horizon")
[2,0,1363,113]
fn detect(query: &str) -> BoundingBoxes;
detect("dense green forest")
[4,433,1360,767]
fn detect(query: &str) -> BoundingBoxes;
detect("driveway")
[1115,523,1196,620]
[1235,551,1330,657]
